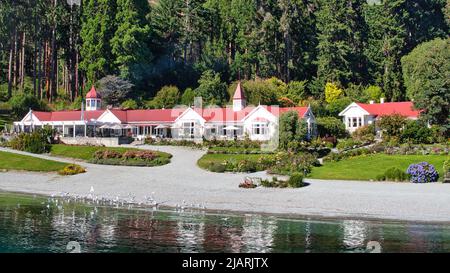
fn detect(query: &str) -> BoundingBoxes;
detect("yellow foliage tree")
[325,82,343,103]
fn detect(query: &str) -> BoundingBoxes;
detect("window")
[87,100,90,107]
[92,100,96,108]
[358,117,362,127]
[352,118,357,128]
[252,123,268,135]
[347,118,351,128]
[183,122,195,138]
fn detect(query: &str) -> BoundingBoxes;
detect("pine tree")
[80,0,116,85]
[111,0,151,82]
[315,0,367,89]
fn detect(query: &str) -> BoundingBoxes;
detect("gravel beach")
[0,146,449,222]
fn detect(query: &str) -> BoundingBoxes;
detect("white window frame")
[252,122,268,135]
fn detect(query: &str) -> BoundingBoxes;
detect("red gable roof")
[199,106,309,122]
[233,82,245,100]
[356,102,420,118]
[86,86,101,99]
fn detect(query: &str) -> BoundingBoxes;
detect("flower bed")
[89,149,171,167]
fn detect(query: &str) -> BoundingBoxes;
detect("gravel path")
[0,146,449,222]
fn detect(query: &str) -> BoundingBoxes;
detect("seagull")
[90,186,95,193]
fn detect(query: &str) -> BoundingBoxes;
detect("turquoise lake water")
[0,192,449,253]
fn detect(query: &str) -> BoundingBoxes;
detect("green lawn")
[50,144,171,161]
[197,153,266,169]
[309,154,449,181]
[0,151,70,172]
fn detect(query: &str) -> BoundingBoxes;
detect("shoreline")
[1,146,450,223]
[2,189,450,226]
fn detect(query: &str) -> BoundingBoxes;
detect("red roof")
[233,82,245,100]
[30,106,309,123]
[199,106,309,122]
[33,110,104,122]
[86,86,101,99]
[125,109,183,122]
[356,102,420,118]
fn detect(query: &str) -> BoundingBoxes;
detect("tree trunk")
[7,35,14,99]
[37,41,42,100]
[20,31,26,91]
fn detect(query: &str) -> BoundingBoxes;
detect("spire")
[233,81,245,100]
[232,81,246,111]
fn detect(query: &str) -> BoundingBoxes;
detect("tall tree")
[80,0,117,85]
[315,0,368,91]
[111,0,152,83]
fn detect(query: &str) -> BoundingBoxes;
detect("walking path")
[0,146,449,222]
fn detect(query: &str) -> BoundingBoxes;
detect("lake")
[0,192,449,253]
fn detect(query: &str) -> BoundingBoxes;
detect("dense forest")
[0,0,449,129]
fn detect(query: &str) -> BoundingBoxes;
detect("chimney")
[380,98,385,104]
[369,100,374,104]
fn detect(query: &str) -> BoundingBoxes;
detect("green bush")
[352,125,375,143]
[401,120,433,144]
[336,138,362,150]
[379,167,409,182]
[288,172,304,188]
[9,93,49,119]
[9,129,53,154]
[268,152,318,175]
[377,114,407,141]
[58,164,86,176]
[316,117,348,138]
[208,162,226,173]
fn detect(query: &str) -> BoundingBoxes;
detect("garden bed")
[50,144,172,167]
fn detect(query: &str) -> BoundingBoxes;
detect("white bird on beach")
[90,186,95,193]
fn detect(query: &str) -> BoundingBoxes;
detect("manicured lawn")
[309,154,449,181]
[50,144,171,161]
[0,151,70,172]
[197,153,267,169]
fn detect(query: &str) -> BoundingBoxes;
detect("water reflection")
[0,193,449,253]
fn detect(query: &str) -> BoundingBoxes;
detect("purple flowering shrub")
[406,162,439,183]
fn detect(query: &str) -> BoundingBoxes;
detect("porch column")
[73,124,76,138]
[84,124,87,137]
[62,124,65,137]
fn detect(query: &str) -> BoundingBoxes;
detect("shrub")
[384,167,409,182]
[444,160,450,183]
[236,160,257,172]
[9,93,48,119]
[336,138,362,150]
[316,117,348,138]
[268,152,318,175]
[135,150,157,160]
[375,174,386,181]
[58,164,86,176]
[208,162,226,173]
[9,130,52,154]
[401,120,433,144]
[288,172,304,188]
[406,162,439,183]
[352,125,375,143]
[377,114,407,140]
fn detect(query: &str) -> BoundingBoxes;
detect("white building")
[14,83,315,146]
[339,99,421,134]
